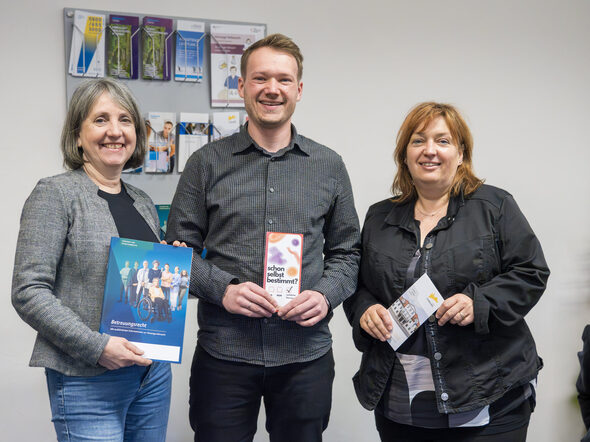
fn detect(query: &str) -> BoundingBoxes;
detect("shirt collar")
[384,188,465,228]
[231,122,310,157]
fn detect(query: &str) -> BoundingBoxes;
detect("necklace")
[415,203,447,217]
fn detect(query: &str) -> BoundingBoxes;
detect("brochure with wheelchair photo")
[99,237,193,363]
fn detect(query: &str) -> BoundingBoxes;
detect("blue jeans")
[46,362,171,442]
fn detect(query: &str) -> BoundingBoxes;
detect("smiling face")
[238,47,302,133]
[162,122,173,139]
[77,92,136,177]
[405,116,463,195]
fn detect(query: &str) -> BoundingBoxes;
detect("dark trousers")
[189,344,334,442]
[375,411,529,442]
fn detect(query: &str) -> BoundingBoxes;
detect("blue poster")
[99,237,193,363]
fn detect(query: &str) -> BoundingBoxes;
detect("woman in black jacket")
[344,102,549,441]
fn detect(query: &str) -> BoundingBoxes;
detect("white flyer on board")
[212,112,240,140]
[178,112,209,172]
[387,273,444,350]
[69,10,106,77]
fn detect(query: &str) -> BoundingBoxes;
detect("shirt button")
[425,242,433,250]
[428,315,435,323]
[270,157,276,161]
[263,319,269,324]
[441,392,449,401]
[268,219,273,225]
[269,187,275,193]
[434,352,442,361]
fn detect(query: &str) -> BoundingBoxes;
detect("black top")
[377,238,534,433]
[343,185,549,417]
[98,186,158,242]
[577,325,590,441]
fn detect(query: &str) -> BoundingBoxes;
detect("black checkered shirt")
[166,124,360,366]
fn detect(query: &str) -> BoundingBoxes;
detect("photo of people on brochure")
[100,238,193,363]
[145,112,176,173]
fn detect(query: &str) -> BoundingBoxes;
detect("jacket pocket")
[445,234,499,293]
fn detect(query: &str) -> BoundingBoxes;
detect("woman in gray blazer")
[12,78,171,441]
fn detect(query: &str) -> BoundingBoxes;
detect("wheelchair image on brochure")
[136,286,172,324]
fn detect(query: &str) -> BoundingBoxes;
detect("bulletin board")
[63,8,266,204]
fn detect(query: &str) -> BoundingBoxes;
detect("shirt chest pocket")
[289,178,336,234]
[444,234,500,293]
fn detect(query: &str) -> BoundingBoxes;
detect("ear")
[238,77,245,99]
[296,81,303,102]
[78,138,87,160]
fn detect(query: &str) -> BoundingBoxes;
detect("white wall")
[2,0,589,440]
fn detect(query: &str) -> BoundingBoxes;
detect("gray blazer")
[12,169,159,376]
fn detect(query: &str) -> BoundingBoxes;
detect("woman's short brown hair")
[392,102,483,202]
[61,78,146,170]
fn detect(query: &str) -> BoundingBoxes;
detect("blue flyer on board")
[99,237,193,363]
[155,204,171,240]
[174,20,205,82]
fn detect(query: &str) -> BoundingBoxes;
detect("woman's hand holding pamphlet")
[386,274,443,350]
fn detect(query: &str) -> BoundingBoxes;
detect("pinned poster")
[263,232,303,307]
[209,23,265,107]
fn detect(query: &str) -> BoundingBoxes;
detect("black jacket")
[344,184,549,414]
[577,325,590,441]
